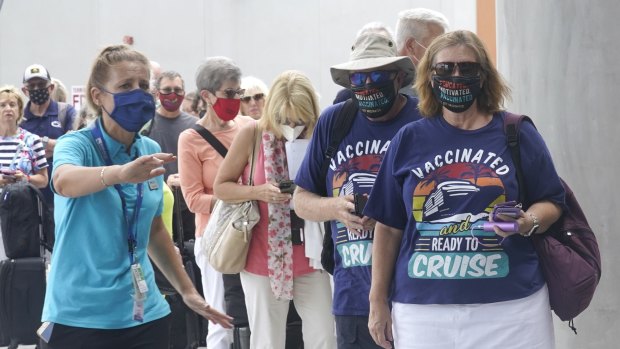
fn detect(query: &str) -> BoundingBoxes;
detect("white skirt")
[392,285,554,349]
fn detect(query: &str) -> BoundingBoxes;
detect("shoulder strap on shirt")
[192,124,228,158]
[503,112,535,204]
[317,98,358,196]
[57,102,69,130]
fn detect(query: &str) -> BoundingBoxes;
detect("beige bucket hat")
[330,33,415,88]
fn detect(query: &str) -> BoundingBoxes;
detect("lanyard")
[91,121,143,265]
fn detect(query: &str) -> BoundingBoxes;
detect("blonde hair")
[258,71,320,139]
[86,45,150,114]
[414,30,511,117]
[0,85,25,125]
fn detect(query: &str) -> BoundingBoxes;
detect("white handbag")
[203,126,260,274]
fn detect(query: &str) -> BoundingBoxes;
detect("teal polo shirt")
[42,119,170,329]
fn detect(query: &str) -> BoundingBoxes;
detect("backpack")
[0,182,54,258]
[318,99,358,274]
[57,102,69,131]
[504,112,601,333]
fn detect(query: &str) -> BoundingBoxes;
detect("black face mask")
[351,81,397,119]
[28,87,50,105]
[432,75,482,113]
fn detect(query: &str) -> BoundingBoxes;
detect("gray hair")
[241,76,269,95]
[195,57,242,93]
[155,71,184,90]
[395,8,450,52]
[356,21,394,40]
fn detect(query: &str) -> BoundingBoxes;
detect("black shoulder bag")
[318,99,358,274]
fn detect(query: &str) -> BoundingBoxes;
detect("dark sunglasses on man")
[241,93,265,103]
[432,62,481,78]
[349,70,396,87]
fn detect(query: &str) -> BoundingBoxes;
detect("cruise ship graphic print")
[412,163,506,222]
[423,180,503,221]
[409,162,512,280]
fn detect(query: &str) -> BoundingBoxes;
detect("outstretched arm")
[53,153,175,198]
[148,216,233,328]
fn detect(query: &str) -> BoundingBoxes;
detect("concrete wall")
[0,0,475,110]
[497,1,618,347]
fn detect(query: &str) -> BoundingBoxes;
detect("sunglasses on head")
[433,62,481,78]
[219,88,245,99]
[240,93,265,103]
[349,70,395,87]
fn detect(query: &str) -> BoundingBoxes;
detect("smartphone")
[491,202,522,221]
[278,180,296,194]
[353,193,368,217]
[1,170,16,181]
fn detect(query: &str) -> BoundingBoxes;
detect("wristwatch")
[523,213,540,237]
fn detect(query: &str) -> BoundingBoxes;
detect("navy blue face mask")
[101,88,155,132]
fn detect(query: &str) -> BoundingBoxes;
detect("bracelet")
[100,167,110,187]
[523,213,540,237]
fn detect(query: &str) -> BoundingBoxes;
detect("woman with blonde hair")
[0,85,48,188]
[239,76,268,120]
[214,70,335,349]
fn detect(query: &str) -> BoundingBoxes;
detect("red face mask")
[158,93,184,112]
[212,98,240,121]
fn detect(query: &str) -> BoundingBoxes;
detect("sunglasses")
[219,88,245,99]
[241,93,265,103]
[349,70,395,87]
[433,62,481,78]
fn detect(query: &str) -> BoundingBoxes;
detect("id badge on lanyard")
[91,121,149,322]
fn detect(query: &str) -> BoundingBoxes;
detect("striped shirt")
[0,127,48,175]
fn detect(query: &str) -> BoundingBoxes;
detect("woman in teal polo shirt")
[41,44,232,349]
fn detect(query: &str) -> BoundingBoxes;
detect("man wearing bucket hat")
[21,63,77,206]
[294,33,423,348]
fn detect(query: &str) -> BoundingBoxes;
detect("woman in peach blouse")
[178,57,252,349]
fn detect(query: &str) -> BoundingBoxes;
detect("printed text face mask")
[431,75,482,113]
[102,88,156,132]
[351,81,397,119]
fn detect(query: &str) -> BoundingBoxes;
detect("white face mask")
[280,125,305,142]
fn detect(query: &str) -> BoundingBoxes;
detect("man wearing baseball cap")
[293,33,423,348]
[21,63,77,206]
